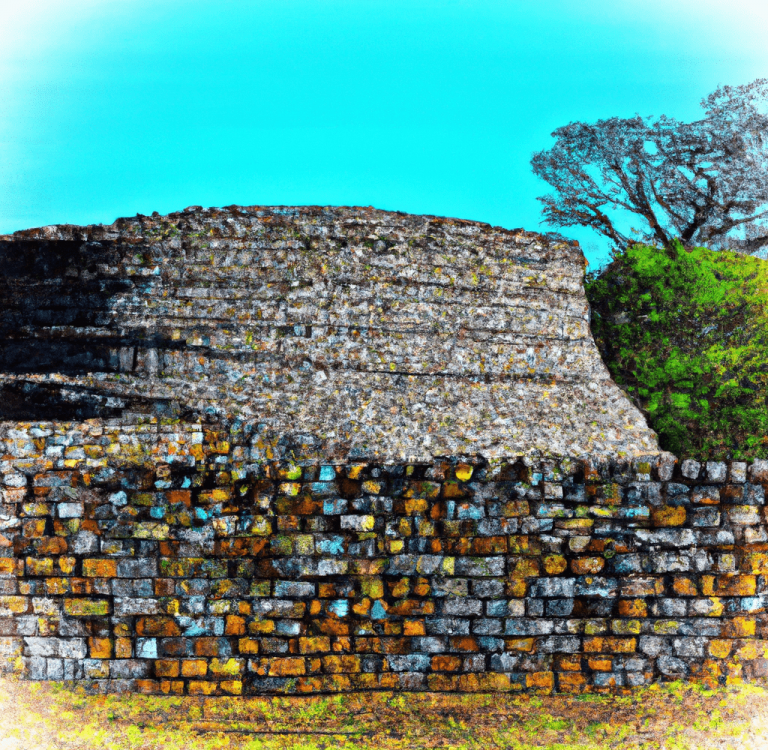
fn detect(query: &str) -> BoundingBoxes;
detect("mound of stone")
[0,205,658,460]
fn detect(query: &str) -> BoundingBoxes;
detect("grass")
[1,678,767,749]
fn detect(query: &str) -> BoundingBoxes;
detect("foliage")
[586,241,768,458]
[531,79,768,253]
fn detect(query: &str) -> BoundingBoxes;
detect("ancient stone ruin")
[0,205,765,695]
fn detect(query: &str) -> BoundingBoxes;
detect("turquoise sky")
[2,0,767,267]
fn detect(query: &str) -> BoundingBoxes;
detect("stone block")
[705,462,727,483]
[114,598,159,616]
[530,578,575,598]
[680,460,700,480]
[442,599,482,617]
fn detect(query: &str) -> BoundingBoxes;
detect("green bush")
[586,241,768,459]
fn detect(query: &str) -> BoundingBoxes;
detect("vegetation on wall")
[586,241,768,459]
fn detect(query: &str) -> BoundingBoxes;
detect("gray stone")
[673,638,705,658]
[530,578,575,598]
[638,636,671,657]
[116,558,157,578]
[425,618,470,636]
[657,655,689,676]
[538,636,580,653]
[442,598,483,617]
[574,577,618,597]
[504,619,555,636]
[454,557,505,577]
[113,598,159,616]
[412,637,447,653]
[387,654,431,672]
[706,462,727,482]
[680,460,700,479]
[109,659,151,678]
[274,581,315,597]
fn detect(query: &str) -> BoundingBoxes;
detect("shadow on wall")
[0,239,181,421]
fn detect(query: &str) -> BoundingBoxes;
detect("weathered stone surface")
[0,439,768,694]
[9,206,767,696]
[0,205,658,461]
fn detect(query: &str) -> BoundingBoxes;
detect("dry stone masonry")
[0,205,656,460]
[2,205,765,695]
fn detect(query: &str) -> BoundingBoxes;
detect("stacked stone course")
[0,204,657,459]
[1,205,757,694]
[2,419,768,694]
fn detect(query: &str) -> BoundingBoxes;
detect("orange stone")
[701,575,756,597]
[401,619,424,636]
[544,555,568,575]
[387,599,434,616]
[459,673,513,692]
[194,638,223,657]
[555,655,582,671]
[618,599,647,617]
[652,506,686,527]
[723,617,756,638]
[510,559,540,578]
[431,655,462,671]
[155,660,180,678]
[166,490,192,507]
[449,636,480,652]
[571,557,605,575]
[225,615,246,635]
[526,671,554,691]
[607,637,637,653]
[505,638,535,652]
[742,552,768,575]
[428,674,459,691]
[269,657,306,676]
[181,660,208,677]
[321,655,361,674]
[188,681,217,695]
[299,637,331,654]
[471,537,507,554]
[588,657,613,671]
[672,577,699,596]
[88,637,112,659]
[136,616,181,637]
[238,638,260,655]
[558,672,587,692]
[583,637,605,653]
[159,680,185,695]
[82,559,118,578]
[35,538,67,556]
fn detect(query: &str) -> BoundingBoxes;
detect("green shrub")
[586,241,768,459]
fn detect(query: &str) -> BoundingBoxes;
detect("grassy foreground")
[1,678,767,749]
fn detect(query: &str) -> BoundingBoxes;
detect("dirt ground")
[1,677,768,749]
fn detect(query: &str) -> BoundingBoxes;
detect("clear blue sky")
[2,0,767,267]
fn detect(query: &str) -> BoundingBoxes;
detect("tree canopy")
[586,241,768,458]
[531,80,768,253]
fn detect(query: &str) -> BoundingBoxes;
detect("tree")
[530,79,768,254]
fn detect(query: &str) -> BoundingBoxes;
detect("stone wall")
[2,419,768,694]
[0,205,658,460]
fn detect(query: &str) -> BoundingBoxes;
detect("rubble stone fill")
[0,205,658,461]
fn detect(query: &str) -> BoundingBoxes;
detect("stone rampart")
[0,205,658,460]
[1,419,767,694]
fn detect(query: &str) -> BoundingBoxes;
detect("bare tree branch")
[531,79,768,253]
